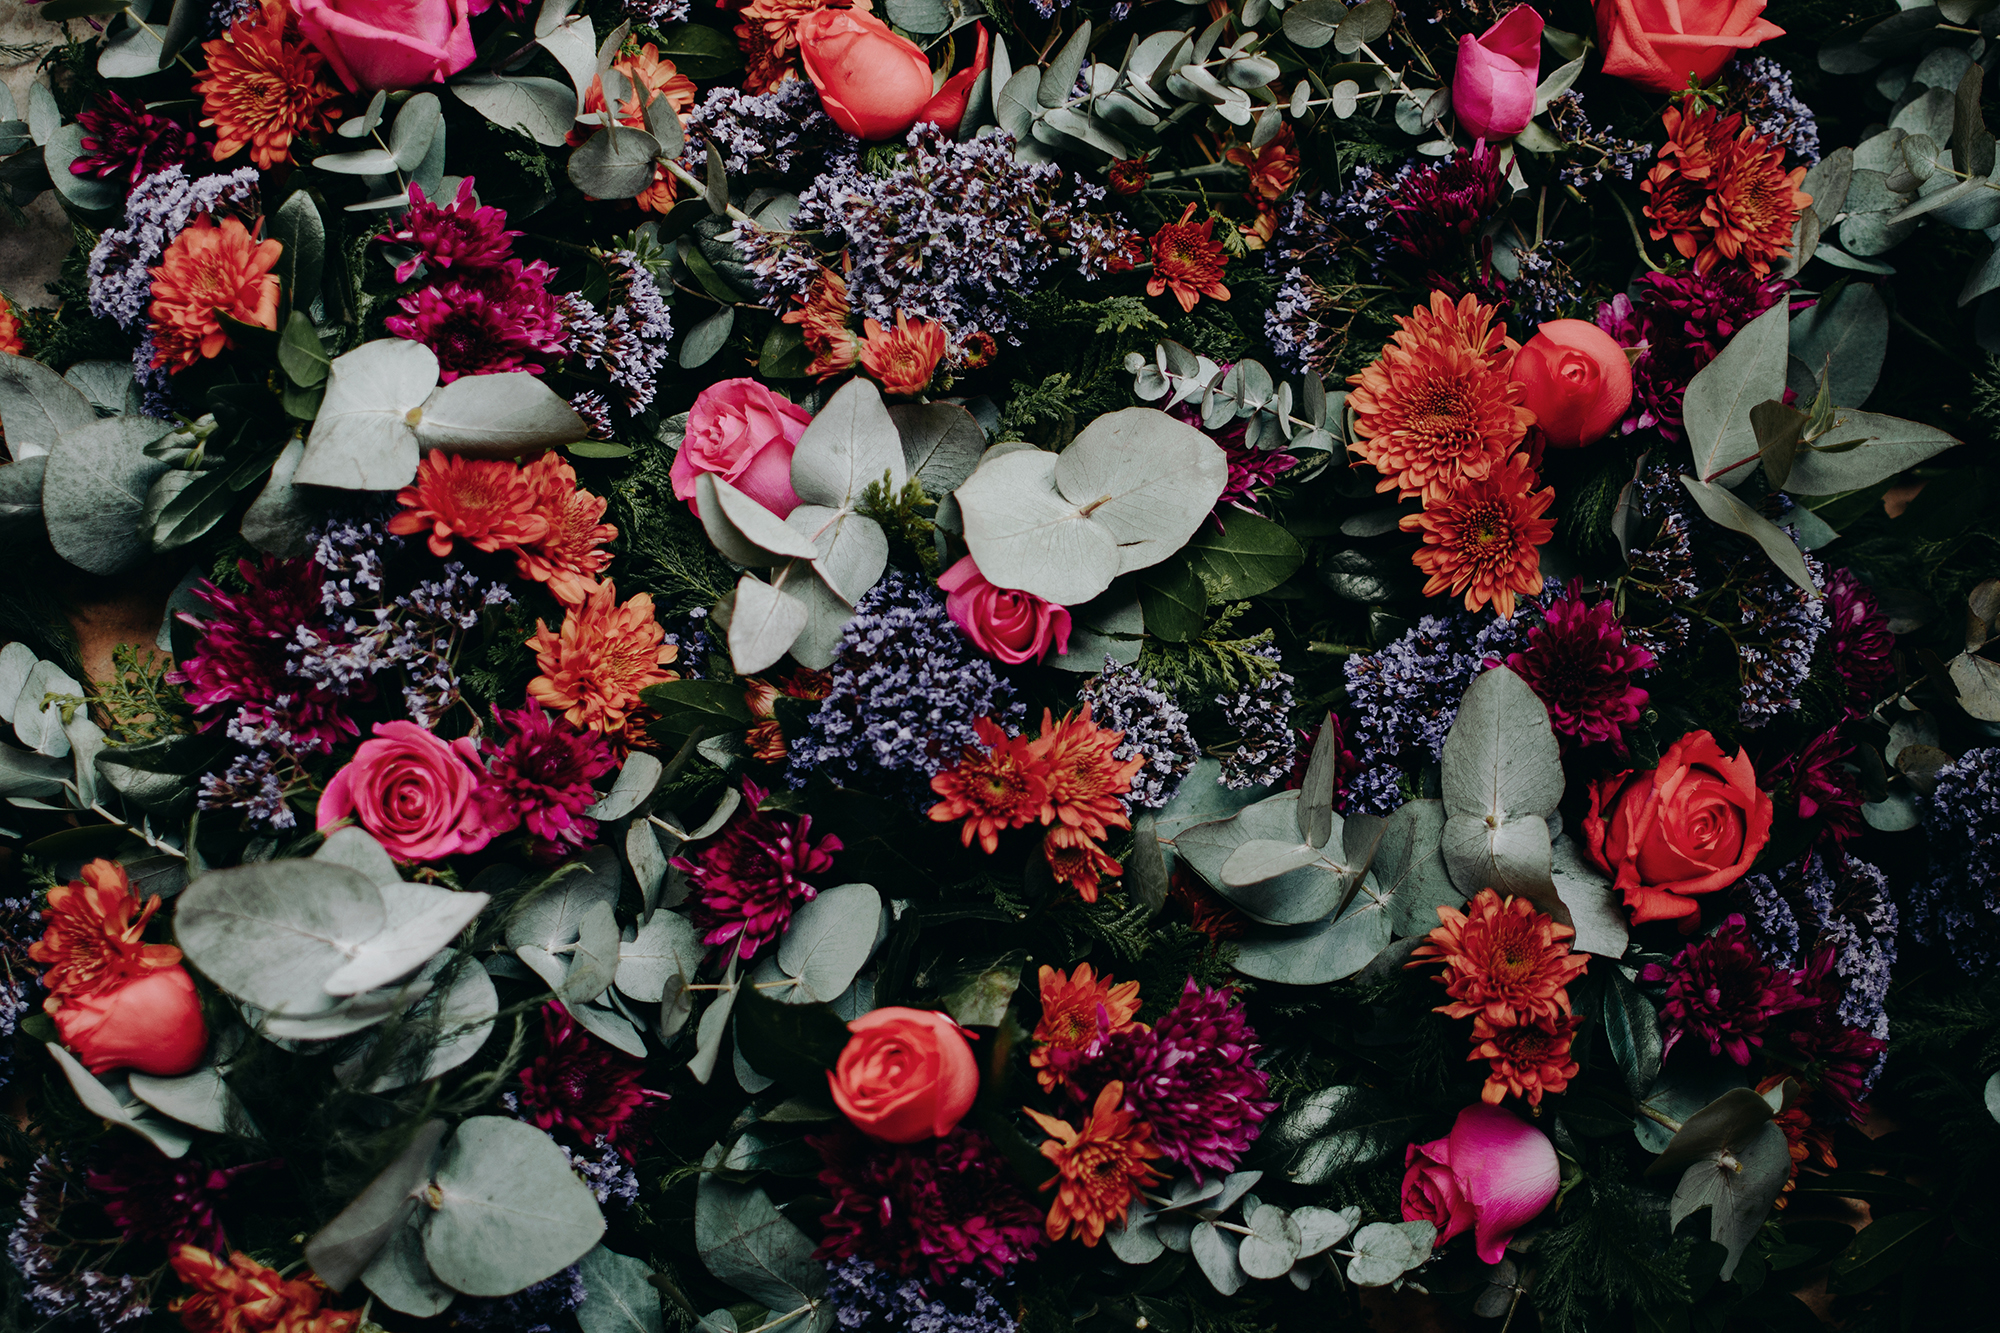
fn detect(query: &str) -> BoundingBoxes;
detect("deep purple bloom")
[479,706,616,861]
[378,177,520,283]
[674,778,842,961]
[1766,729,1864,848]
[1822,567,1895,709]
[1643,915,1816,1065]
[1596,269,1793,441]
[515,1003,663,1158]
[453,1264,585,1333]
[1388,141,1505,268]
[1913,747,2000,972]
[86,1146,274,1251]
[384,258,567,381]
[71,91,197,187]
[1503,580,1655,749]
[1789,947,1888,1121]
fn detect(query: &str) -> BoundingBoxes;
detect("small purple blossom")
[1078,658,1200,811]
[1643,915,1816,1065]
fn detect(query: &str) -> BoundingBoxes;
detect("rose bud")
[796,12,989,141]
[54,966,209,1077]
[669,378,813,520]
[1401,1104,1560,1263]
[1512,318,1635,449]
[1453,6,1543,143]
[938,555,1072,665]
[292,0,477,93]
[828,1006,980,1143]
[316,721,496,863]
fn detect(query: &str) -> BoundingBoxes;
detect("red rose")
[796,13,989,142]
[669,378,812,520]
[54,966,209,1077]
[1512,319,1634,449]
[1583,730,1773,926]
[827,1006,979,1143]
[938,555,1073,665]
[316,721,495,863]
[1593,0,1783,95]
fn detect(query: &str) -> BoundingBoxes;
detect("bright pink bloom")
[378,177,520,283]
[938,556,1072,665]
[670,378,813,519]
[383,258,567,381]
[316,721,495,862]
[292,0,476,92]
[673,778,843,960]
[478,706,617,861]
[1454,6,1543,142]
[1401,1104,1559,1264]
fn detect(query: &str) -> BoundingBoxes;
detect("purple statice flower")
[1078,658,1200,811]
[740,127,1140,342]
[569,390,615,440]
[313,515,400,623]
[556,1138,641,1209]
[479,706,617,861]
[1596,269,1793,441]
[1739,857,1896,1041]
[1264,266,1335,376]
[1733,552,1828,726]
[788,572,1023,798]
[1544,91,1650,188]
[561,251,673,414]
[452,1264,585,1333]
[1821,567,1895,710]
[1386,141,1505,269]
[1508,241,1583,324]
[825,1258,1021,1333]
[206,0,258,33]
[1504,580,1655,750]
[1642,915,1816,1065]
[70,91,196,187]
[1733,54,1820,164]
[1080,980,1277,1179]
[675,778,843,961]
[621,0,690,21]
[1218,645,1299,790]
[0,895,39,1092]
[1914,747,2000,972]
[378,177,521,283]
[383,564,513,727]
[7,1158,150,1333]
[384,258,568,381]
[86,164,261,330]
[682,80,833,176]
[198,746,296,829]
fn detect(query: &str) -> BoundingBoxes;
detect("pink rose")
[670,378,813,519]
[317,721,495,862]
[1400,1104,1559,1264]
[293,0,477,93]
[1512,319,1635,449]
[1453,6,1542,143]
[796,13,990,142]
[938,555,1072,665]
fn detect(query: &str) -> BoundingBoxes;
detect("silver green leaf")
[423,1117,607,1297]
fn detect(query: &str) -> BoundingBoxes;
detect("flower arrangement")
[0,0,1996,1329]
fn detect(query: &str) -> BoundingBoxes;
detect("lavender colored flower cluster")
[87,164,260,331]
[1544,92,1650,188]
[683,80,835,176]
[1265,266,1337,377]
[7,1158,150,1333]
[1217,645,1299,790]
[1914,747,2000,972]
[621,0,689,23]
[735,127,1138,342]
[788,572,1023,799]
[1734,55,1820,163]
[1741,856,1896,1035]
[826,1258,1019,1333]
[0,894,39,1091]
[1078,658,1201,810]
[1731,552,1827,727]
[562,250,674,416]
[452,1264,585,1333]
[1508,242,1583,324]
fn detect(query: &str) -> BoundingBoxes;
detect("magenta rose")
[669,378,813,519]
[1401,1104,1559,1263]
[317,721,495,862]
[938,555,1073,665]
[293,0,477,93]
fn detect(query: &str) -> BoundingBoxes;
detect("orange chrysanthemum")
[527,581,679,736]
[1031,962,1144,1091]
[1399,452,1555,619]
[386,451,551,559]
[195,0,341,170]
[735,0,872,92]
[0,293,23,356]
[28,860,182,1006]
[1043,824,1126,904]
[147,215,282,373]
[1146,203,1231,313]
[1347,290,1532,502]
[1471,1011,1583,1106]
[515,453,618,605]
[1226,123,1301,203]
[170,1245,360,1333]
[1698,132,1811,277]
[1407,887,1589,1026]
[1032,706,1144,841]
[782,263,860,380]
[742,668,832,762]
[1168,865,1250,941]
[1027,1080,1167,1245]
[572,43,698,213]
[860,310,947,397]
[929,717,1050,854]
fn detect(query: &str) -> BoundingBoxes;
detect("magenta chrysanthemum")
[810,1125,1046,1284]
[1768,728,1864,848]
[174,555,362,753]
[1082,980,1276,1179]
[1823,568,1895,708]
[378,177,522,284]
[1389,141,1505,267]
[479,705,616,861]
[516,1002,663,1158]
[1642,915,1816,1066]
[71,90,197,186]
[674,778,843,960]
[1595,268,1792,440]
[1789,949,1887,1122]
[86,1146,273,1252]
[1504,580,1656,749]
[383,258,568,381]
[1219,434,1298,518]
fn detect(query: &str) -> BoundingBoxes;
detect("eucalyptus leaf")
[1669,1122,1792,1281]
[506,848,622,953]
[1783,411,1961,495]
[128,1063,243,1135]
[1679,476,1819,594]
[44,416,174,574]
[239,437,315,557]
[776,883,881,1003]
[569,125,664,199]
[1191,1221,1247,1295]
[1682,302,1792,488]
[176,861,390,1014]
[1788,284,1888,408]
[452,75,577,147]
[342,954,499,1093]
[786,504,888,603]
[45,1045,193,1158]
[694,1159,829,1314]
[617,909,701,1003]
[890,402,985,494]
[1345,1222,1419,1286]
[697,472,821,565]
[0,353,98,459]
[416,374,587,456]
[1229,892,1394,984]
[323,884,489,996]
[727,574,808,675]
[791,377,906,509]
[586,752,663,820]
[361,1212,454,1316]
[578,1245,665,1333]
[295,340,440,490]
[1371,799,1462,936]
[423,1117,606,1297]
[1237,1204,1303,1280]
[308,1119,450,1297]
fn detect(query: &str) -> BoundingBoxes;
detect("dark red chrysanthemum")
[516,1003,663,1157]
[1765,728,1865,849]
[1504,580,1656,749]
[1823,568,1895,709]
[71,91,197,186]
[675,778,842,960]
[810,1124,1046,1284]
[1643,915,1816,1066]
[1789,949,1887,1123]
[383,259,567,381]
[378,177,521,284]
[479,706,616,861]
[87,1145,276,1251]
[1389,141,1505,267]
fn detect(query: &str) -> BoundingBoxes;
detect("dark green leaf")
[1182,508,1304,601]
[1829,1212,1942,1294]
[278,310,331,387]
[1267,1086,1425,1183]
[1791,1171,1932,1206]
[640,679,752,744]
[1138,558,1206,642]
[1283,0,1348,48]
[654,24,743,81]
[1600,967,1664,1100]
[758,322,811,380]
[680,306,735,370]
[1752,399,1808,490]
[734,987,850,1089]
[159,0,206,67]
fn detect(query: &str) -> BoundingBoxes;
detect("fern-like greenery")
[1139,603,1283,700]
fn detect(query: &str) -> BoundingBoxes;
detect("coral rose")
[938,555,1072,665]
[1511,319,1634,449]
[1401,1104,1559,1264]
[670,378,813,519]
[1594,0,1783,94]
[292,0,476,92]
[1453,5,1542,143]
[797,11,988,141]
[828,1006,979,1143]
[54,966,209,1077]
[316,721,495,862]
[1583,729,1773,926]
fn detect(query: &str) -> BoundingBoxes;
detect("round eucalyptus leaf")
[423,1117,606,1297]
[362,1213,455,1317]
[44,123,123,210]
[955,447,1120,604]
[726,573,808,675]
[786,505,888,603]
[695,472,820,565]
[560,900,622,1005]
[568,125,664,199]
[451,74,576,147]
[128,1063,240,1135]
[890,402,986,494]
[415,373,587,456]
[617,909,700,1003]
[296,339,439,490]
[1236,1203,1303,1280]
[1344,1221,1418,1287]
[577,1245,665,1333]
[314,826,402,891]
[342,954,499,1093]
[506,846,621,952]
[308,1118,450,1291]
[0,353,97,460]
[777,883,881,1003]
[43,416,174,575]
[176,860,389,1013]
[790,376,906,508]
[324,884,490,996]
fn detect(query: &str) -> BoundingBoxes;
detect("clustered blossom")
[1732,55,1821,165]
[790,573,1023,800]
[1078,659,1201,810]
[70,91,197,187]
[87,1146,271,1252]
[479,706,616,861]
[514,1004,663,1157]
[677,779,843,960]
[452,1265,585,1333]
[682,80,834,176]
[1733,553,1829,726]
[380,183,566,381]
[1264,266,1342,377]
[0,896,38,1092]
[560,251,675,415]
[1914,747,2000,973]
[1217,645,1298,789]
[1504,581,1655,749]
[1821,567,1896,707]
[735,128,1139,342]
[1544,91,1651,189]
[1386,142,1507,272]
[7,1157,151,1332]
[1508,242,1585,324]
[824,1258,1019,1333]
[1739,855,1897,1064]
[1595,268,1793,440]
[1643,915,1813,1065]
[378,178,520,283]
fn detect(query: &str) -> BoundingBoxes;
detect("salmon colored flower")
[1471,1011,1583,1105]
[1400,453,1555,619]
[1698,126,1810,276]
[1042,824,1125,904]
[170,1245,360,1333]
[735,0,872,93]
[1146,204,1231,312]
[743,668,832,762]
[195,0,343,170]
[572,43,697,212]
[0,293,22,356]
[1642,101,1728,258]
[147,216,283,372]
[1347,290,1532,502]
[860,310,947,396]
[782,263,861,379]
[1028,1081,1166,1246]
[928,717,1050,854]
[516,453,618,605]
[1032,707,1144,842]
[1226,124,1300,203]
[1031,962,1144,1092]
[527,581,679,736]
[1407,887,1589,1027]
[29,860,182,1004]
[386,451,550,559]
